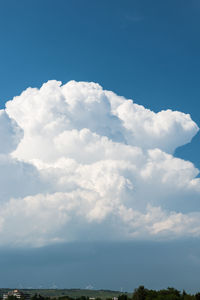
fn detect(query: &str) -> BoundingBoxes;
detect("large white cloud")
[0,110,22,154]
[0,80,199,247]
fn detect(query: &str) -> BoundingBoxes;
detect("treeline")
[4,287,200,300]
[31,287,200,300]
[132,286,200,300]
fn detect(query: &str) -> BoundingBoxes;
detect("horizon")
[0,0,200,293]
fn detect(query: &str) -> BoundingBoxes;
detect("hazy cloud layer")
[0,80,199,247]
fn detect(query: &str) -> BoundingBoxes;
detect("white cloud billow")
[0,80,199,247]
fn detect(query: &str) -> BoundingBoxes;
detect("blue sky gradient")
[2,240,200,292]
[0,0,200,291]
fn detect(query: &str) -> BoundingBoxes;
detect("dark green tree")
[133,286,147,300]
[118,295,128,300]
[7,296,17,300]
[195,293,200,300]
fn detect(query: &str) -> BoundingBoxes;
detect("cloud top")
[0,80,199,247]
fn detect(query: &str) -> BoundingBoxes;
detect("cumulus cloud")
[0,110,22,154]
[0,80,199,247]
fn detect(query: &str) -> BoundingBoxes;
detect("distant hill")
[0,289,130,299]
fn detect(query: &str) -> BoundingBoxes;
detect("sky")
[0,0,200,293]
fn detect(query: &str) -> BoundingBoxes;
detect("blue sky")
[0,0,200,166]
[0,0,200,292]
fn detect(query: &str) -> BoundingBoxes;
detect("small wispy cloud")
[124,14,144,23]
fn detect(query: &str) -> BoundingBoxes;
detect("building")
[3,290,30,300]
